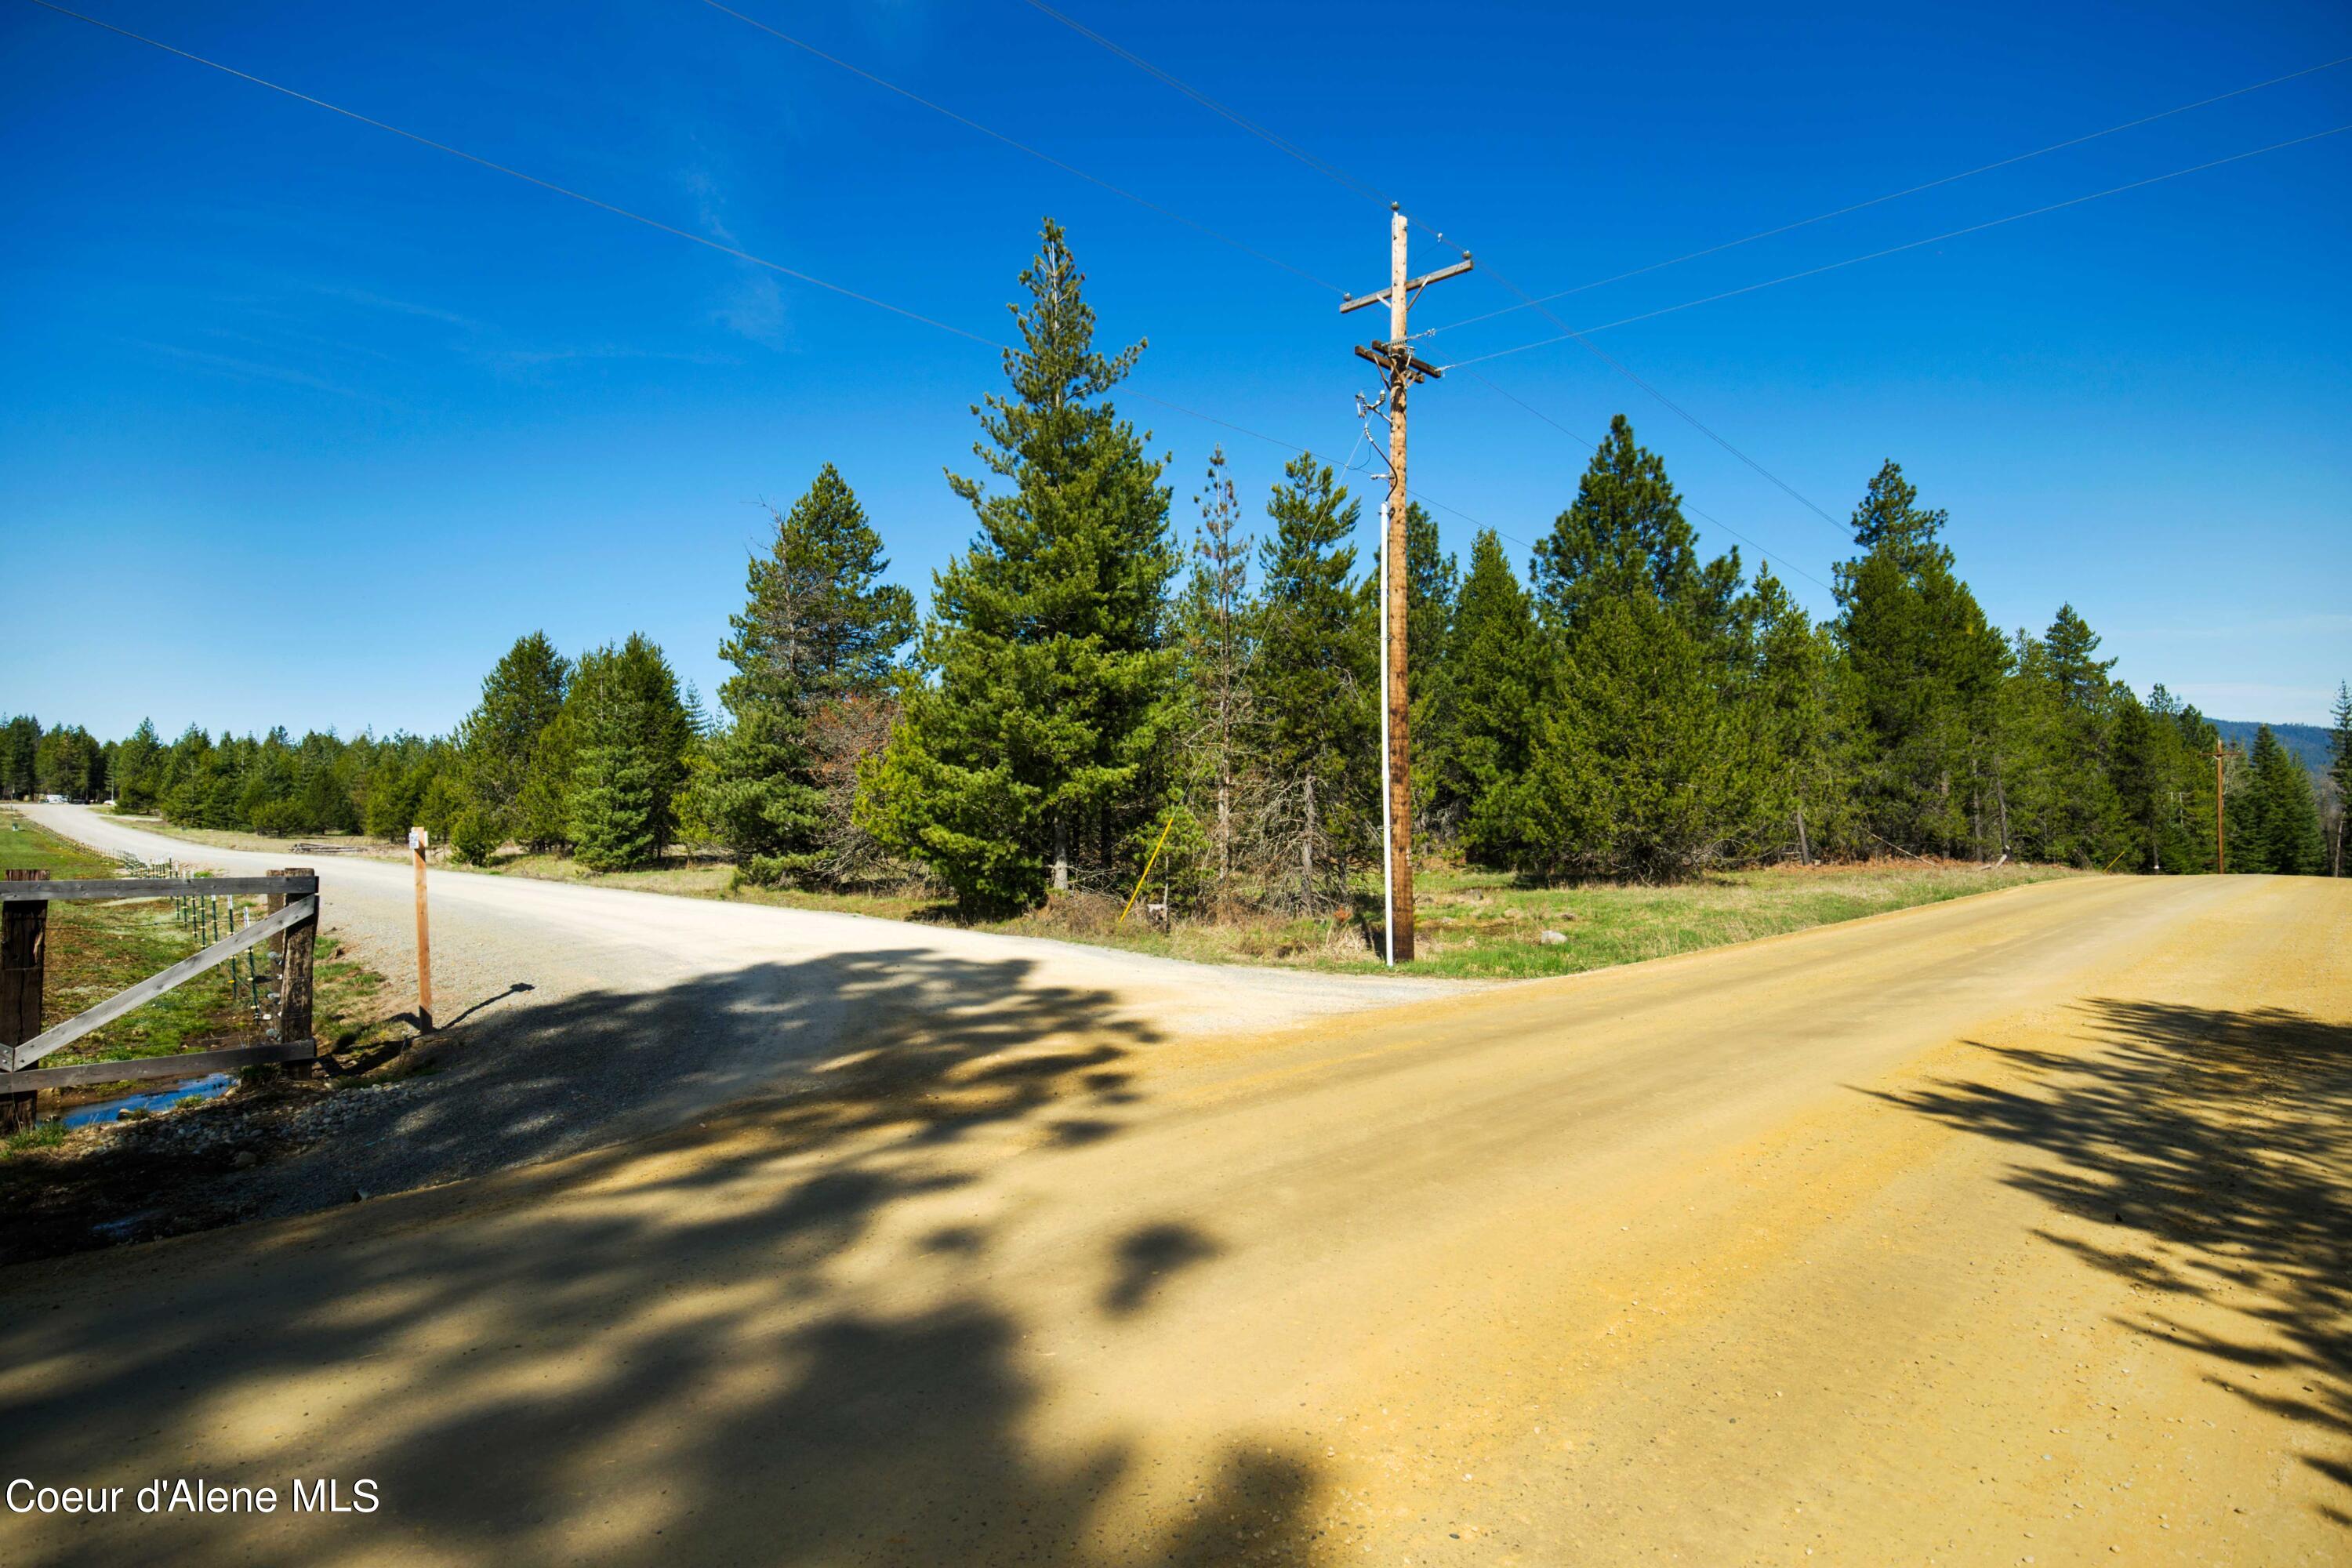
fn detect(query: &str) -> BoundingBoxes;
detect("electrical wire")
[25,2,1479,535]
[21,0,1007,348]
[1465,369,1838,593]
[1428,52,2352,335]
[1019,0,1395,209]
[698,0,1346,294]
[1442,122,2352,372]
[1013,0,1853,535]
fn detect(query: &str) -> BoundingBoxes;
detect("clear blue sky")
[5,0,2347,739]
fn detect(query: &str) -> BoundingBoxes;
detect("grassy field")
[96,810,2081,981]
[466,844,2080,981]
[1,808,399,1088]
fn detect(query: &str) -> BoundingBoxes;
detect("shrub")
[451,808,503,866]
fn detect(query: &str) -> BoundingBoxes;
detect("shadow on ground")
[1875,1000,2351,1515]
[0,949,1329,1566]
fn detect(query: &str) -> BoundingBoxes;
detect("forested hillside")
[6,223,2347,895]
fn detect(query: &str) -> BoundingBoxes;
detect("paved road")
[2,852,2344,1566]
[18,804,1461,1206]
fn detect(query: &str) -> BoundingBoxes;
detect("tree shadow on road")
[0,949,1332,1567]
[1872,1000,2351,1515]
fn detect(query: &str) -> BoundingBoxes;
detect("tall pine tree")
[1836,461,2005,857]
[862,220,1176,911]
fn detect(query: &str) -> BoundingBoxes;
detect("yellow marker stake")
[1119,813,1179,927]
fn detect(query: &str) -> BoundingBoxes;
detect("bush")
[739,854,793,887]
[451,807,503,866]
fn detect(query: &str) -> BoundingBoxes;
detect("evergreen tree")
[2330,682,2352,877]
[1402,501,1461,839]
[562,636,692,871]
[1248,451,1375,908]
[1174,445,1254,903]
[1449,532,1546,861]
[114,719,164,811]
[456,632,569,833]
[1749,564,1854,862]
[862,220,1176,911]
[2239,725,2324,875]
[706,465,914,881]
[0,716,38,800]
[1483,593,1764,880]
[1529,415,1702,639]
[1835,461,2005,856]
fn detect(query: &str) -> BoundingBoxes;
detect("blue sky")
[5,0,2347,739]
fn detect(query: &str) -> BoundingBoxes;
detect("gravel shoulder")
[13,804,1470,1229]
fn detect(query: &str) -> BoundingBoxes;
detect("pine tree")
[706,465,913,881]
[456,632,569,833]
[1835,461,2005,857]
[1449,532,1547,862]
[1248,451,1376,909]
[1402,501,1461,839]
[2329,682,2352,877]
[861,220,1176,912]
[1485,593,1763,880]
[561,635,692,871]
[114,719,164,811]
[1530,415,1702,639]
[1174,445,1254,903]
[2241,725,2324,875]
[1749,564,1853,862]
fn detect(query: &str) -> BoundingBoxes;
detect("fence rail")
[1,866,319,1122]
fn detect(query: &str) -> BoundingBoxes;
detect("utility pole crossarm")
[1339,255,1474,313]
[1354,341,1444,381]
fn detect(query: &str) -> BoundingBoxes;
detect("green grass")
[89,805,2083,983]
[466,837,2079,982]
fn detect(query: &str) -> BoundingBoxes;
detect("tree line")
[6,220,2347,898]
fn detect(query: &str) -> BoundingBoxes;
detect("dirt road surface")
[1,847,2344,1565]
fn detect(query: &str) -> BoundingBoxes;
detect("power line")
[1464,370,1839,593]
[22,0,1004,348]
[1428,53,2352,336]
[1019,0,1395,209]
[1443,122,2352,372]
[1468,254,1854,534]
[25,1,1483,543]
[1014,0,1853,535]
[698,0,1346,294]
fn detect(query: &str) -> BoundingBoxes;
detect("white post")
[1377,502,1396,967]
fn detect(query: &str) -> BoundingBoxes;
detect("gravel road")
[19,804,1465,1214]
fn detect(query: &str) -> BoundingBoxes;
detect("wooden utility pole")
[2214,744,2227,874]
[408,827,434,1030]
[1343,205,1472,964]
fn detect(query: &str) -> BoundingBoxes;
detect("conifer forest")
[7,224,2345,905]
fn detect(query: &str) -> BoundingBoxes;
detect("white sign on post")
[408,826,429,851]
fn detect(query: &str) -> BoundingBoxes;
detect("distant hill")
[2211,719,2334,774]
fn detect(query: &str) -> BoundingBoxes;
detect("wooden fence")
[1,866,319,1128]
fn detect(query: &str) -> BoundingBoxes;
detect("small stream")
[60,1073,236,1128]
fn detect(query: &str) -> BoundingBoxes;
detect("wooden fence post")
[278,866,318,1076]
[2,869,49,1131]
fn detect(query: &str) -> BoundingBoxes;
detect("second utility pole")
[1344,205,1471,964]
